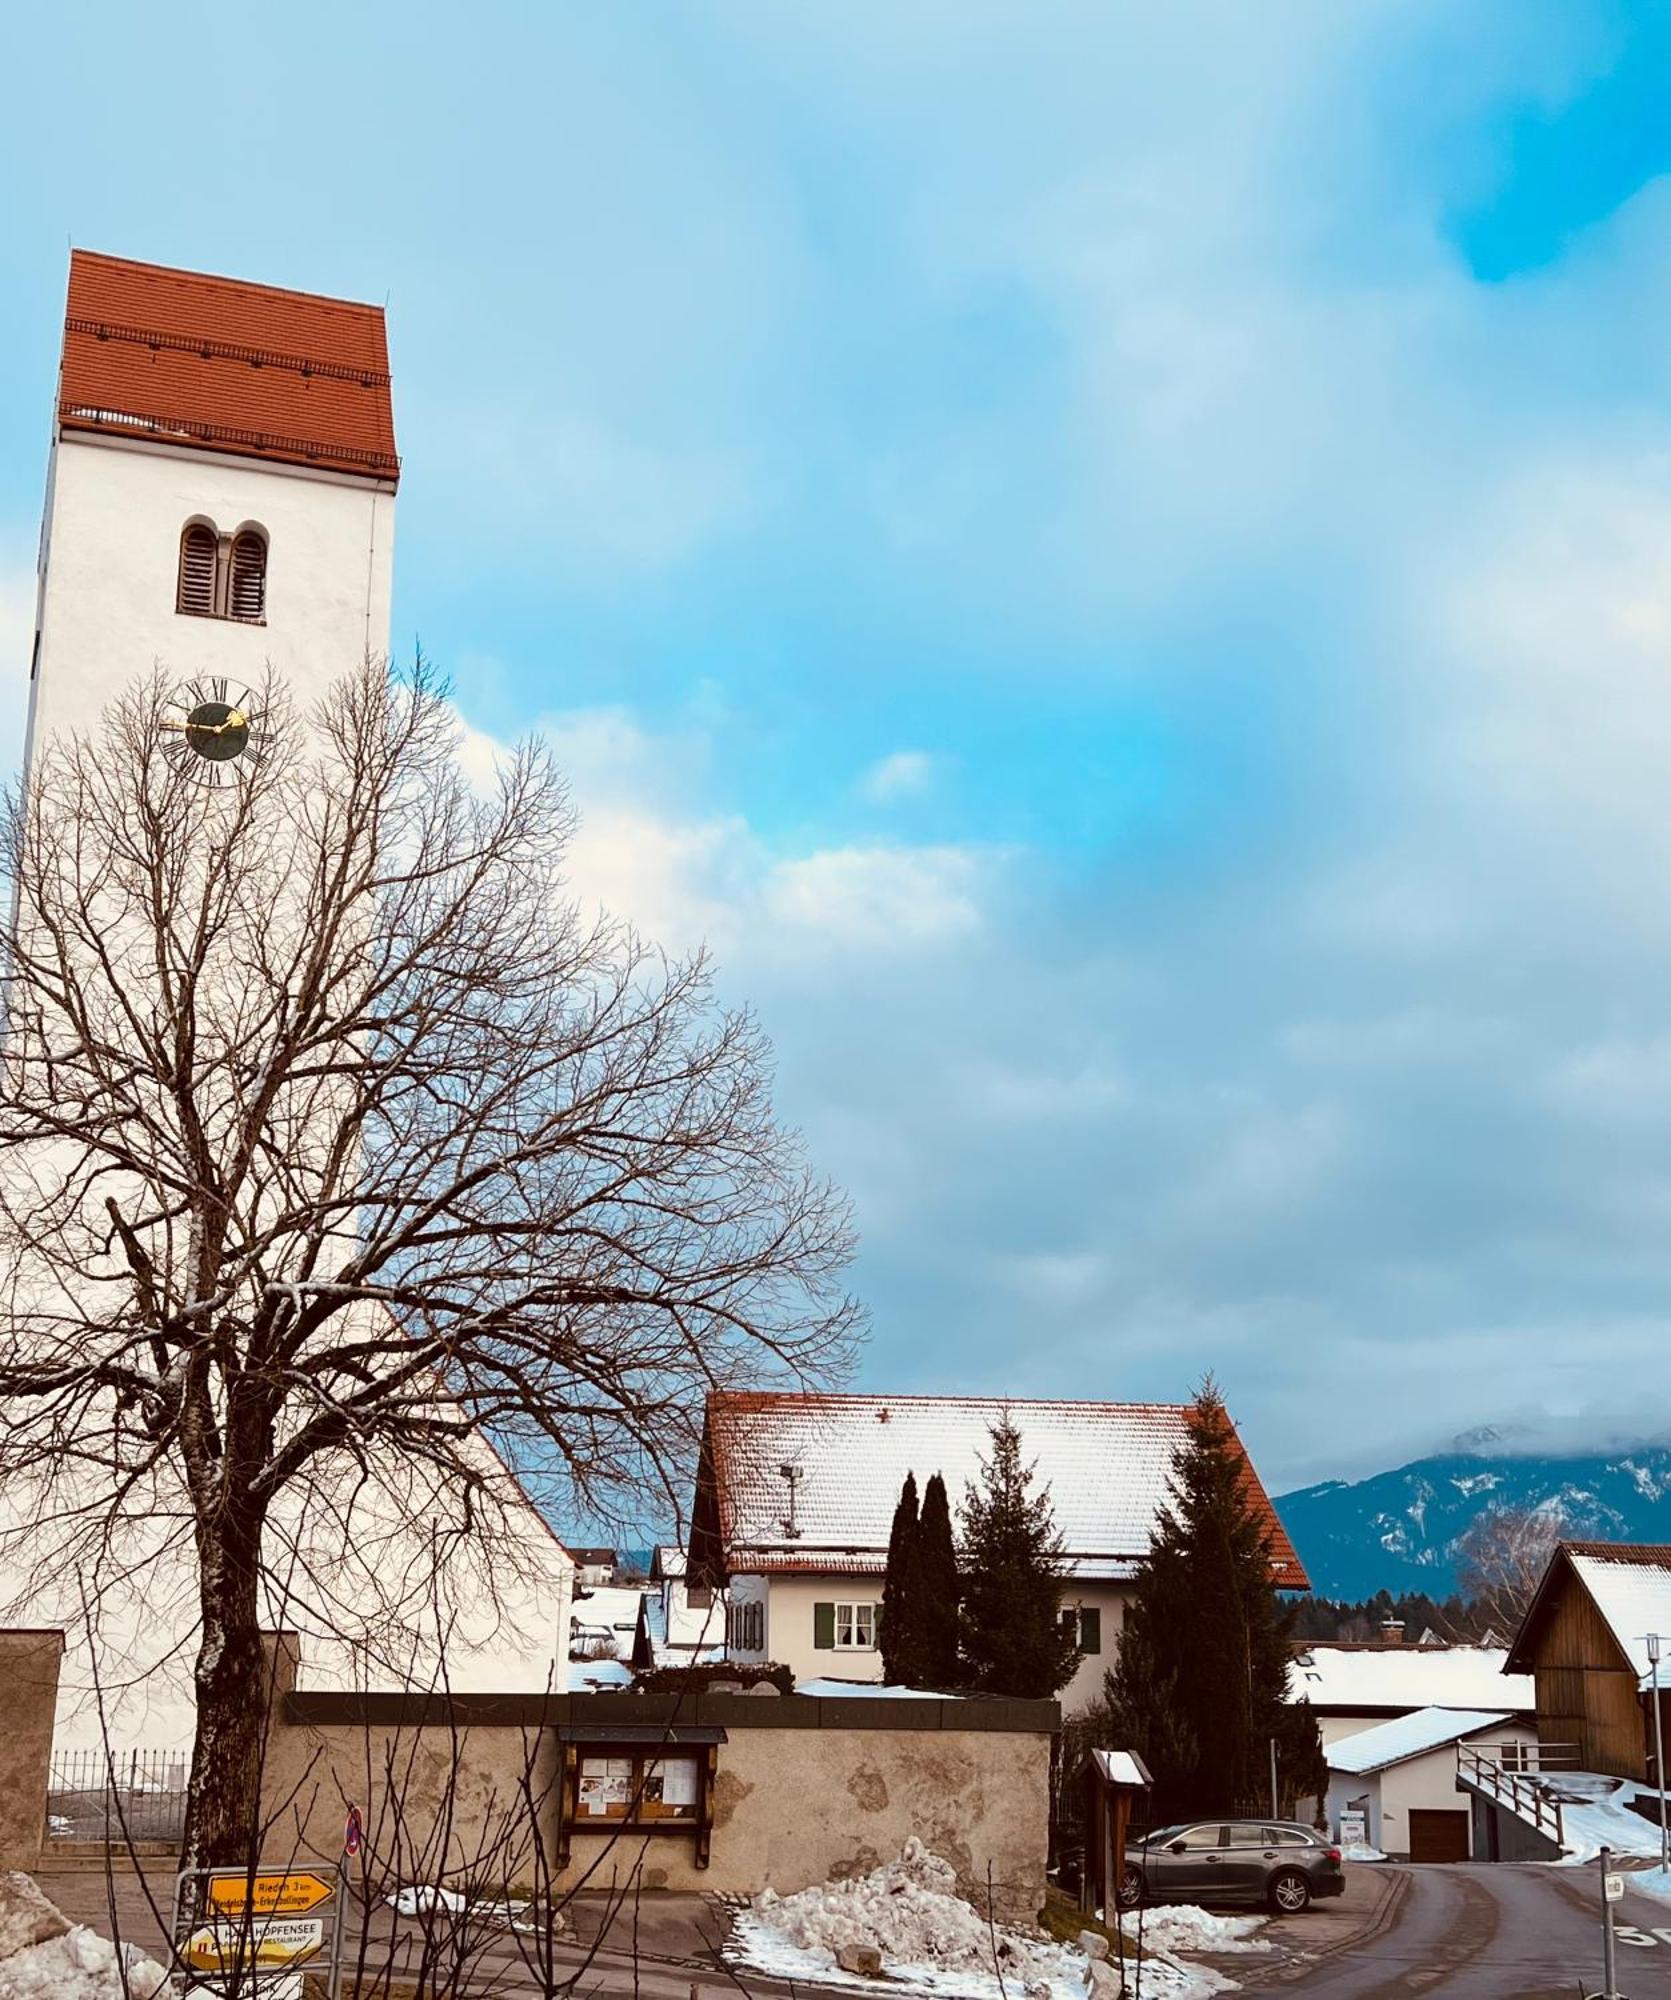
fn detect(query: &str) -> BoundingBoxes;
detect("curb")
[1237,1865,1410,1988]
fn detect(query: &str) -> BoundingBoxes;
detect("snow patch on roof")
[1290,1644,1531,1713]
[1568,1551,1671,1681]
[708,1393,1304,1586]
[1327,1706,1515,1774]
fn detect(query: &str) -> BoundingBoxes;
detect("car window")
[1224,1823,1268,1848]
[1172,1824,1226,1851]
[1265,1827,1313,1847]
[1143,1825,1184,1848]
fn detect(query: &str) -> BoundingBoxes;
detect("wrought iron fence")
[46,1747,188,1845]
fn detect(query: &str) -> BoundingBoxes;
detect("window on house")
[809,1600,879,1650]
[687,1584,713,1609]
[836,1602,875,1649]
[726,1599,763,1652]
[1059,1605,1102,1654]
[177,522,218,617]
[175,519,268,622]
[228,528,267,621]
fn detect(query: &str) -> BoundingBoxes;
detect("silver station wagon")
[1119,1820,1346,1914]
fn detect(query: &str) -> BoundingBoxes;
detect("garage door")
[1409,1809,1470,1863]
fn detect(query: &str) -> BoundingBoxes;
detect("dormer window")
[175,520,268,623]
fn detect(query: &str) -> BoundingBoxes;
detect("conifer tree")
[958,1415,1082,1698]
[881,1471,922,1683]
[916,1471,962,1686]
[1096,1380,1320,1822]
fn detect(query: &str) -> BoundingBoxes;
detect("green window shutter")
[813,1601,835,1649]
[1079,1607,1102,1654]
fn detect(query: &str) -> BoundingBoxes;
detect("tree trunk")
[181,1501,270,1869]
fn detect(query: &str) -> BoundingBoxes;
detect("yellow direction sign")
[205,1868,336,1916]
[184,1916,326,1971]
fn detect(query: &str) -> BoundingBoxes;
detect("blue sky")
[6,3,1671,1491]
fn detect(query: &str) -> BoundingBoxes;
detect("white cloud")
[857,749,938,804]
[763,844,987,949]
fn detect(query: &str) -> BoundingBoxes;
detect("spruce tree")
[958,1415,1082,1698]
[916,1472,962,1687]
[1097,1380,1320,1823]
[880,1472,922,1683]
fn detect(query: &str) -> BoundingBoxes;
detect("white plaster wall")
[27,434,395,772]
[1319,1712,1393,1749]
[739,1574,1127,1704]
[1057,1584,1130,1715]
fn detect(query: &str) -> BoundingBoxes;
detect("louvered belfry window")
[228,530,267,622]
[176,523,218,617]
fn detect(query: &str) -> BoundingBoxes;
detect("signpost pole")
[1269,1738,1279,1820]
[1649,1632,1668,1879]
[1600,1845,1619,2000]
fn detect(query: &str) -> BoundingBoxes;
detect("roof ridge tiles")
[70,248,386,319]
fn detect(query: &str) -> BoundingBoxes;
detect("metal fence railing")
[46,1747,188,1845]
[1455,1741,1576,1847]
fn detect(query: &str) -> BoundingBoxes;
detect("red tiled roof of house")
[696,1391,1308,1588]
[58,250,398,483]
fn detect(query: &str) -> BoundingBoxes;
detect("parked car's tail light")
[1325,1846,1342,1864]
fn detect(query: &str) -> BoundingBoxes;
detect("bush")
[632,1660,795,1696]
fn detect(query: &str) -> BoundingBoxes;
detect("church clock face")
[161,677,269,785]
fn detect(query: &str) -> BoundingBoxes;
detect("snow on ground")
[1117,1908,1269,1957]
[1630,1865,1671,1904]
[1342,1845,1389,1863]
[1550,1774,1671,1863]
[796,1679,965,1699]
[727,1840,1237,2000]
[2,1926,169,2000]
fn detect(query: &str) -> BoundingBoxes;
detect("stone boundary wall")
[265,1689,1057,1921]
[0,1629,65,1869]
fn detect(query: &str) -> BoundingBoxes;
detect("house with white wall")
[689,1391,1306,1711]
[1325,1707,1537,1861]
[632,1546,727,1670]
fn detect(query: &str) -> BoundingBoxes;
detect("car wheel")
[1268,1869,1311,1915]
[1116,1865,1145,1911]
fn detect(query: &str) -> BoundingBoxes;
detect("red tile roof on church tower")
[58,251,399,484]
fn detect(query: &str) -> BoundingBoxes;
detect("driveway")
[1227,1862,1671,1998]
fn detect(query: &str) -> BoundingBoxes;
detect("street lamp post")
[1649,1632,1669,1878]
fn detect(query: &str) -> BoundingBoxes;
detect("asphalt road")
[1261,1864,1671,1999]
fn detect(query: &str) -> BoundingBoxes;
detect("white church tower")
[8,255,574,1765]
[27,250,399,782]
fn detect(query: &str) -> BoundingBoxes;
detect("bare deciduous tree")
[0,658,859,1869]
[1455,1505,1563,1633]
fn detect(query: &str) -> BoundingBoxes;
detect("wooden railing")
[1456,1742,1578,1847]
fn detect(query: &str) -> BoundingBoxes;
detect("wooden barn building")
[1505,1542,1671,1781]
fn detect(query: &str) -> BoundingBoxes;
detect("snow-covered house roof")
[1326,1706,1516,1776]
[1508,1542,1671,1687]
[652,1545,687,1581]
[1289,1643,1533,1716]
[691,1392,1306,1587]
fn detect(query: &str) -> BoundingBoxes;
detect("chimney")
[1380,1617,1405,1647]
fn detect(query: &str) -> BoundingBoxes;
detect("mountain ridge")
[1274,1444,1671,1600]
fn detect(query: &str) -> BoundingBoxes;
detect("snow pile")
[1119,1907,1269,1956]
[2,1926,170,2000]
[0,1873,168,2000]
[387,1884,556,1935]
[1342,1844,1389,1863]
[1631,1865,1671,1904]
[728,1840,1235,2000]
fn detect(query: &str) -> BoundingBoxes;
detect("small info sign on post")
[174,1863,345,1998]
